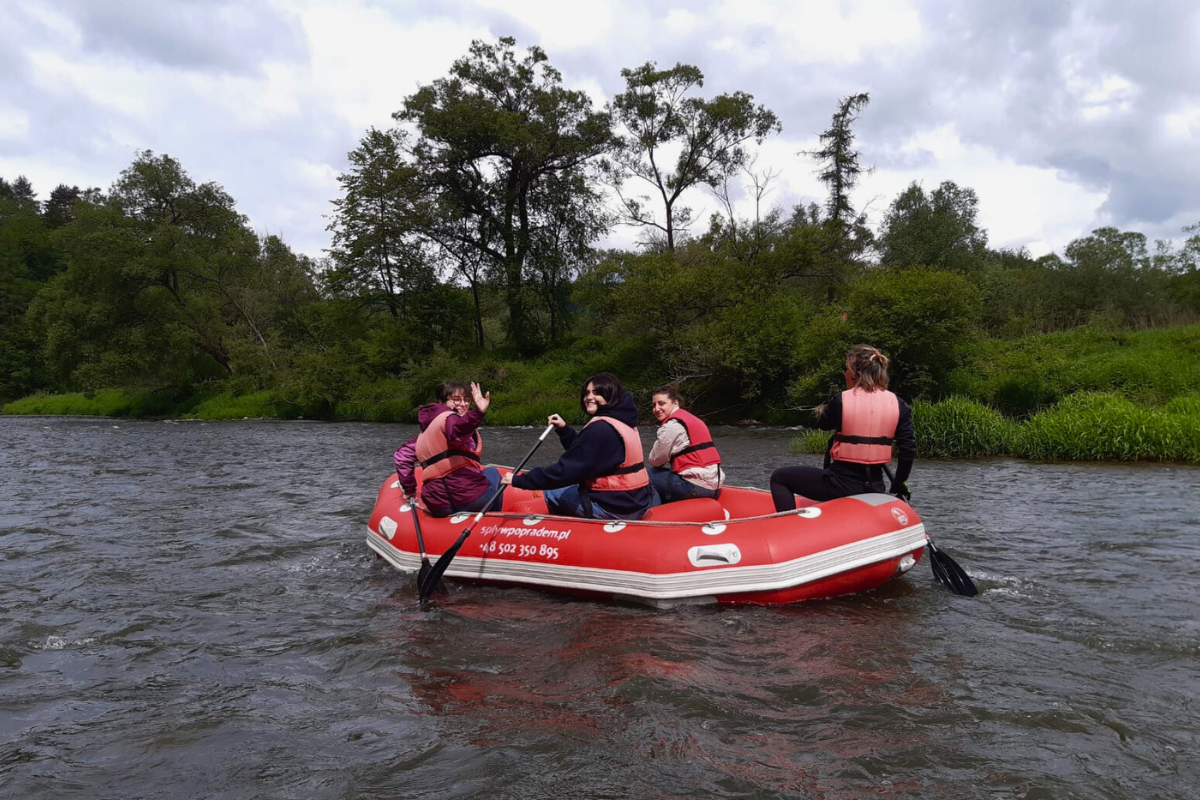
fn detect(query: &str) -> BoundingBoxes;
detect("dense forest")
[3,37,1200,459]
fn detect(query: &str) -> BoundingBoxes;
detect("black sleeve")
[891,400,916,487]
[817,394,842,432]
[557,424,578,450]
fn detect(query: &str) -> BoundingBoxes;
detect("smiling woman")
[647,384,726,503]
[414,379,502,517]
[504,372,657,521]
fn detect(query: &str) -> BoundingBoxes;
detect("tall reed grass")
[1014,392,1200,463]
[791,429,832,455]
[912,397,1015,458]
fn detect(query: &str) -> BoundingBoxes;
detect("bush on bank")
[7,329,1200,465]
[1,388,182,417]
[946,325,1200,416]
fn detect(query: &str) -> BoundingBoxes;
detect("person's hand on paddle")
[501,471,514,485]
[470,382,490,414]
[890,481,911,502]
[547,413,566,429]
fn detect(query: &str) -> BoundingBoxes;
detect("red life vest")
[664,408,721,472]
[583,416,649,492]
[830,389,899,465]
[415,410,483,481]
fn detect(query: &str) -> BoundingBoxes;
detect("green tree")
[224,234,321,377]
[807,93,873,258]
[398,37,613,355]
[328,128,435,319]
[0,176,38,211]
[878,181,988,272]
[609,61,780,252]
[1039,227,1175,329]
[793,268,982,402]
[783,94,876,303]
[1171,223,1200,316]
[42,184,91,229]
[30,152,280,388]
[0,181,62,400]
[527,169,609,343]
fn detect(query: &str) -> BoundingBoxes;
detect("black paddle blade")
[416,558,447,601]
[927,538,979,597]
[418,529,471,602]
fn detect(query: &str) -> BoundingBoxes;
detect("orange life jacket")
[415,410,483,481]
[830,389,899,465]
[583,416,649,492]
[664,408,721,472]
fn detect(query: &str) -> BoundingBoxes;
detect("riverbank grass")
[948,325,1200,416]
[1,389,180,417]
[913,396,1015,458]
[1015,392,1200,463]
[790,397,1015,459]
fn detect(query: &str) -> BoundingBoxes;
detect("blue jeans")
[649,466,720,503]
[541,484,657,520]
[456,467,506,513]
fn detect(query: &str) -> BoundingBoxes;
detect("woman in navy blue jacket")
[504,373,657,520]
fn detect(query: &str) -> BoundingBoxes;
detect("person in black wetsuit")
[770,345,915,511]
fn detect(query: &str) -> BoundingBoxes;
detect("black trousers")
[769,466,885,512]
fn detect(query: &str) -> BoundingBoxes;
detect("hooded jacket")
[415,402,489,513]
[511,391,655,518]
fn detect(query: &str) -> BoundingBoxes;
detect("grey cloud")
[794,0,1200,234]
[6,0,1199,261]
[45,0,309,76]
[1,4,344,254]
[1099,171,1194,227]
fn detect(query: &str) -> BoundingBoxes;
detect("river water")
[1,416,1198,799]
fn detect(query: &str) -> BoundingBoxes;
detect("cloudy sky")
[3,0,1198,259]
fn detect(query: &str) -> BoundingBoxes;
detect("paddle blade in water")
[419,529,471,602]
[927,538,979,597]
[416,558,447,601]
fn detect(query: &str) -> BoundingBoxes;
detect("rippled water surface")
[2,417,1199,799]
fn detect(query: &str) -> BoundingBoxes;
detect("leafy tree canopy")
[609,61,780,252]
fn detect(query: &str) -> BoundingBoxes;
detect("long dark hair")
[581,373,624,413]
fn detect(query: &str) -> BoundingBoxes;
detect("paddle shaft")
[469,423,556,525]
[418,423,556,601]
[408,496,447,600]
[408,497,430,560]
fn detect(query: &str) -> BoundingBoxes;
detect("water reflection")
[2,417,1198,799]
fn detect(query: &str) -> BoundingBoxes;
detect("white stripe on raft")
[366,523,925,601]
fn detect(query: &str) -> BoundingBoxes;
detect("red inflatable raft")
[366,468,928,606]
